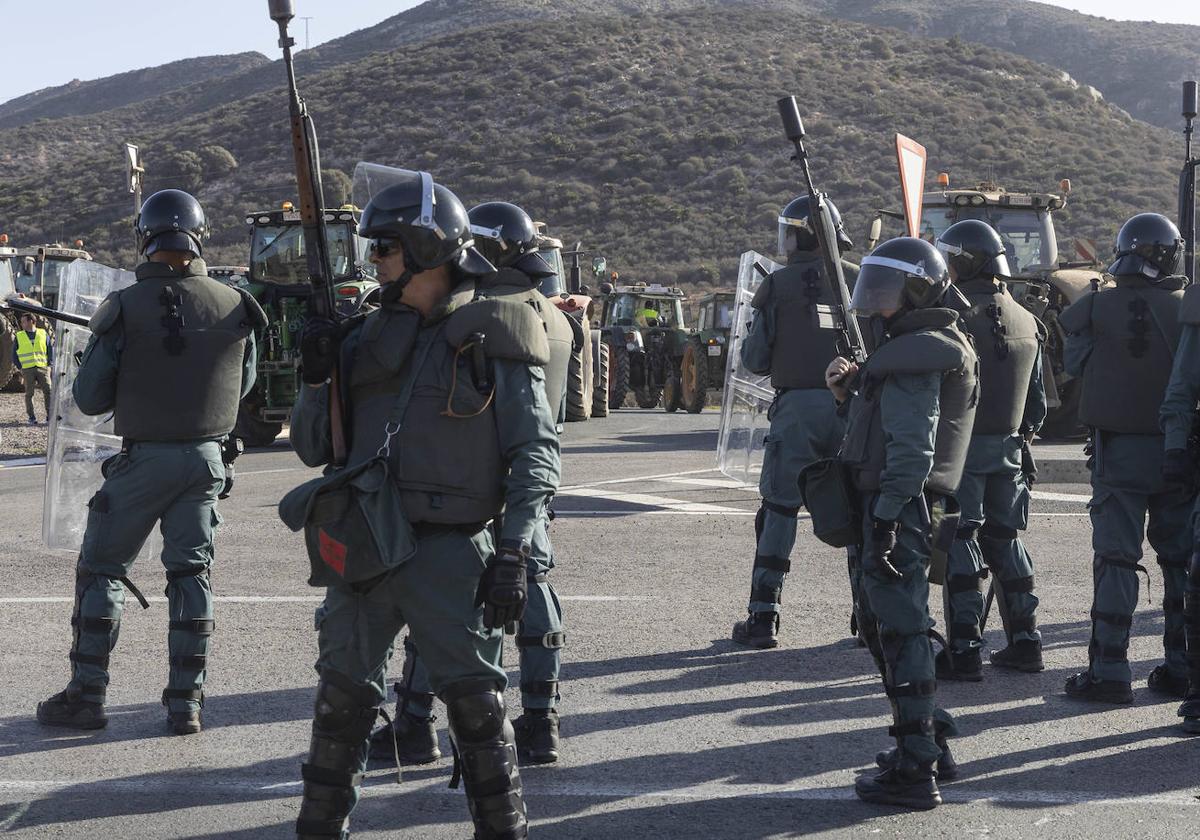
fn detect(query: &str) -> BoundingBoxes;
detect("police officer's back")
[36,189,262,736]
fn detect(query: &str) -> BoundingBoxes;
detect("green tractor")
[595,281,690,411]
[229,203,378,447]
[679,291,735,414]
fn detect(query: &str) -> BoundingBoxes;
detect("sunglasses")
[368,238,403,259]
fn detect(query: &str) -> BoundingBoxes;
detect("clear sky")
[2,0,1196,106]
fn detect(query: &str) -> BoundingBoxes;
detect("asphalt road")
[0,408,1196,839]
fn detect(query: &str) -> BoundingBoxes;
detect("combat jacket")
[291,279,561,548]
[741,254,842,390]
[73,258,261,441]
[1159,283,1200,450]
[1061,274,1184,435]
[956,278,1046,437]
[840,308,978,521]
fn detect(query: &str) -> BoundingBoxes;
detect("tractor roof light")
[281,201,294,211]
[937,172,950,187]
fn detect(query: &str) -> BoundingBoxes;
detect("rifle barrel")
[4,296,90,327]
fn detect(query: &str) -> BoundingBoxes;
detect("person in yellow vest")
[14,312,52,425]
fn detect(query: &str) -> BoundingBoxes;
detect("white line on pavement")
[558,487,742,514]
[1030,490,1090,503]
[557,510,759,517]
[0,595,649,605]
[0,778,1195,808]
[559,468,718,492]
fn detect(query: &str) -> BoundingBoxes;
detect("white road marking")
[0,800,31,831]
[0,459,45,470]
[559,468,718,491]
[557,510,759,517]
[1031,490,1091,503]
[0,595,649,605]
[652,477,755,490]
[237,467,304,477]
[0,778,1195,808]
[558,486,742,514]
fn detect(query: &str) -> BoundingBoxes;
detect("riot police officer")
[826,237,977,809]
[933,220,1047,680]
[368,200,573,766]
[289,172,559,840]
[36,189,263,736]
[1060,213,1192,704]
[730,195,855,648]
[1160,224,1200,735]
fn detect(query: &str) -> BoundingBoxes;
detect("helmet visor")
[851,255,934,315]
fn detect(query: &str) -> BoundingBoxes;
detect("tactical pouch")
[798,458,861,548]
[927,497,960,586]
[279,457,416,587]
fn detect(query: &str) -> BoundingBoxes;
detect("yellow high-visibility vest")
[15,329,49,369]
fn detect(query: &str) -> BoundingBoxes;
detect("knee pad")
[753,554,792,574]
[442,680,507,745]
[313,670,379,744]
[763,500,800,518]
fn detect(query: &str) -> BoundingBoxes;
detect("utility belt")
[411,520,489,540]
[118,436,243,499]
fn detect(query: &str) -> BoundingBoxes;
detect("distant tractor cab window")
[715,300,734,330]
[251,223,360,285]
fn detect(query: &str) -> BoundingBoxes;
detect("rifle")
[3,295,90,328]
[267,0,347,465]
[1179,80,1198,284]
[777,96,867,368]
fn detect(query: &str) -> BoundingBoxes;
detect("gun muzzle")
[1184,80,1198,121]
[268,0,295,23]
[777,96,805,141]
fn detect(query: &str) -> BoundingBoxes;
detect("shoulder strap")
[377,331,439,458]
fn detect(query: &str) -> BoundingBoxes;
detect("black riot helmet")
[851,236,950,316]
[468,201,556,279]
[935,219,1011,282]
[1108,213,1184,281]
[135,189,207,256]
[777,194,854,257]
[359,170,493,288]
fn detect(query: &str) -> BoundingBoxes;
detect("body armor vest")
[1071,276,1183,434]
[841,309,978,497]
[114,262,252,441]
[957,279,1041,436]
[758,259,842,390]
[478,268,573,424]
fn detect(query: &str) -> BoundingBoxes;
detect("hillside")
[0,53,272,127]
[0,6,1187,287]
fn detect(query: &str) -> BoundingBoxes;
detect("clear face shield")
[850,256,931,315]
[777,215,811,258]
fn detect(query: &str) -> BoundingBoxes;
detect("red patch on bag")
[318,528,347,576]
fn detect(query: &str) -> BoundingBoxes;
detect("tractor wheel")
[663,366,683,413]
[564,337,591,422]
[681,339,709,414]
[591,341,610,418]
[234,404,283,449]
[607,341,629,409]
[634,386,662,409]
[0,317,17,393]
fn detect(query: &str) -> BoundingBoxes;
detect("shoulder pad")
[88,290,123,335]
[870,329,970,377]
[445,297,551,366]
[1057,292,1095,334]
[750,274,775,310]
[1179,284,1200,325]
[236,287,269,330]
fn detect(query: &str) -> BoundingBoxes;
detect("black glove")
[866,518,902,580]
[300,316,340,385]
[476,542,529,632]
[1162,448,1195,488]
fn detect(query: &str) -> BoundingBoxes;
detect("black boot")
[875,737,958,781]
[732,611,779,649]
[1147,664,1189,698]
[1180,696,1200,735]
[36,688,107,730]
[1064,670,1133,704]
[167,709,202,736]
[855,751,941,810]
[935,648,982,682]
[368,710,441,763]
[989,639,1044,673]
[444,681,528,840]
[514,708,560,765]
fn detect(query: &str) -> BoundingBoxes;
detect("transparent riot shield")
[42,261,153,556]
[717,251,781,484]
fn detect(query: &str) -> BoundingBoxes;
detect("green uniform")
[738,255,847,618]
[289,280,560,834]
[64,258,258,713]
[1062,274,1192,685]
[944,279,1047,659]
[841,308,977,764]
[1159,298,1200,723]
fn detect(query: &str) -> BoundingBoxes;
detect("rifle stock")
[268,1,347,464]
[777,96,866,366]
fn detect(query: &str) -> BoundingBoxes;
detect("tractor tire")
[591,341,610,418]
[0,317,17,393]
[1037,378,1086,441]
[663,369,683,413]
[634,386,662,409]
[234,404,283,449]
[607,341,629,410]
[681,339,709,414]
[564,337,591,422]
